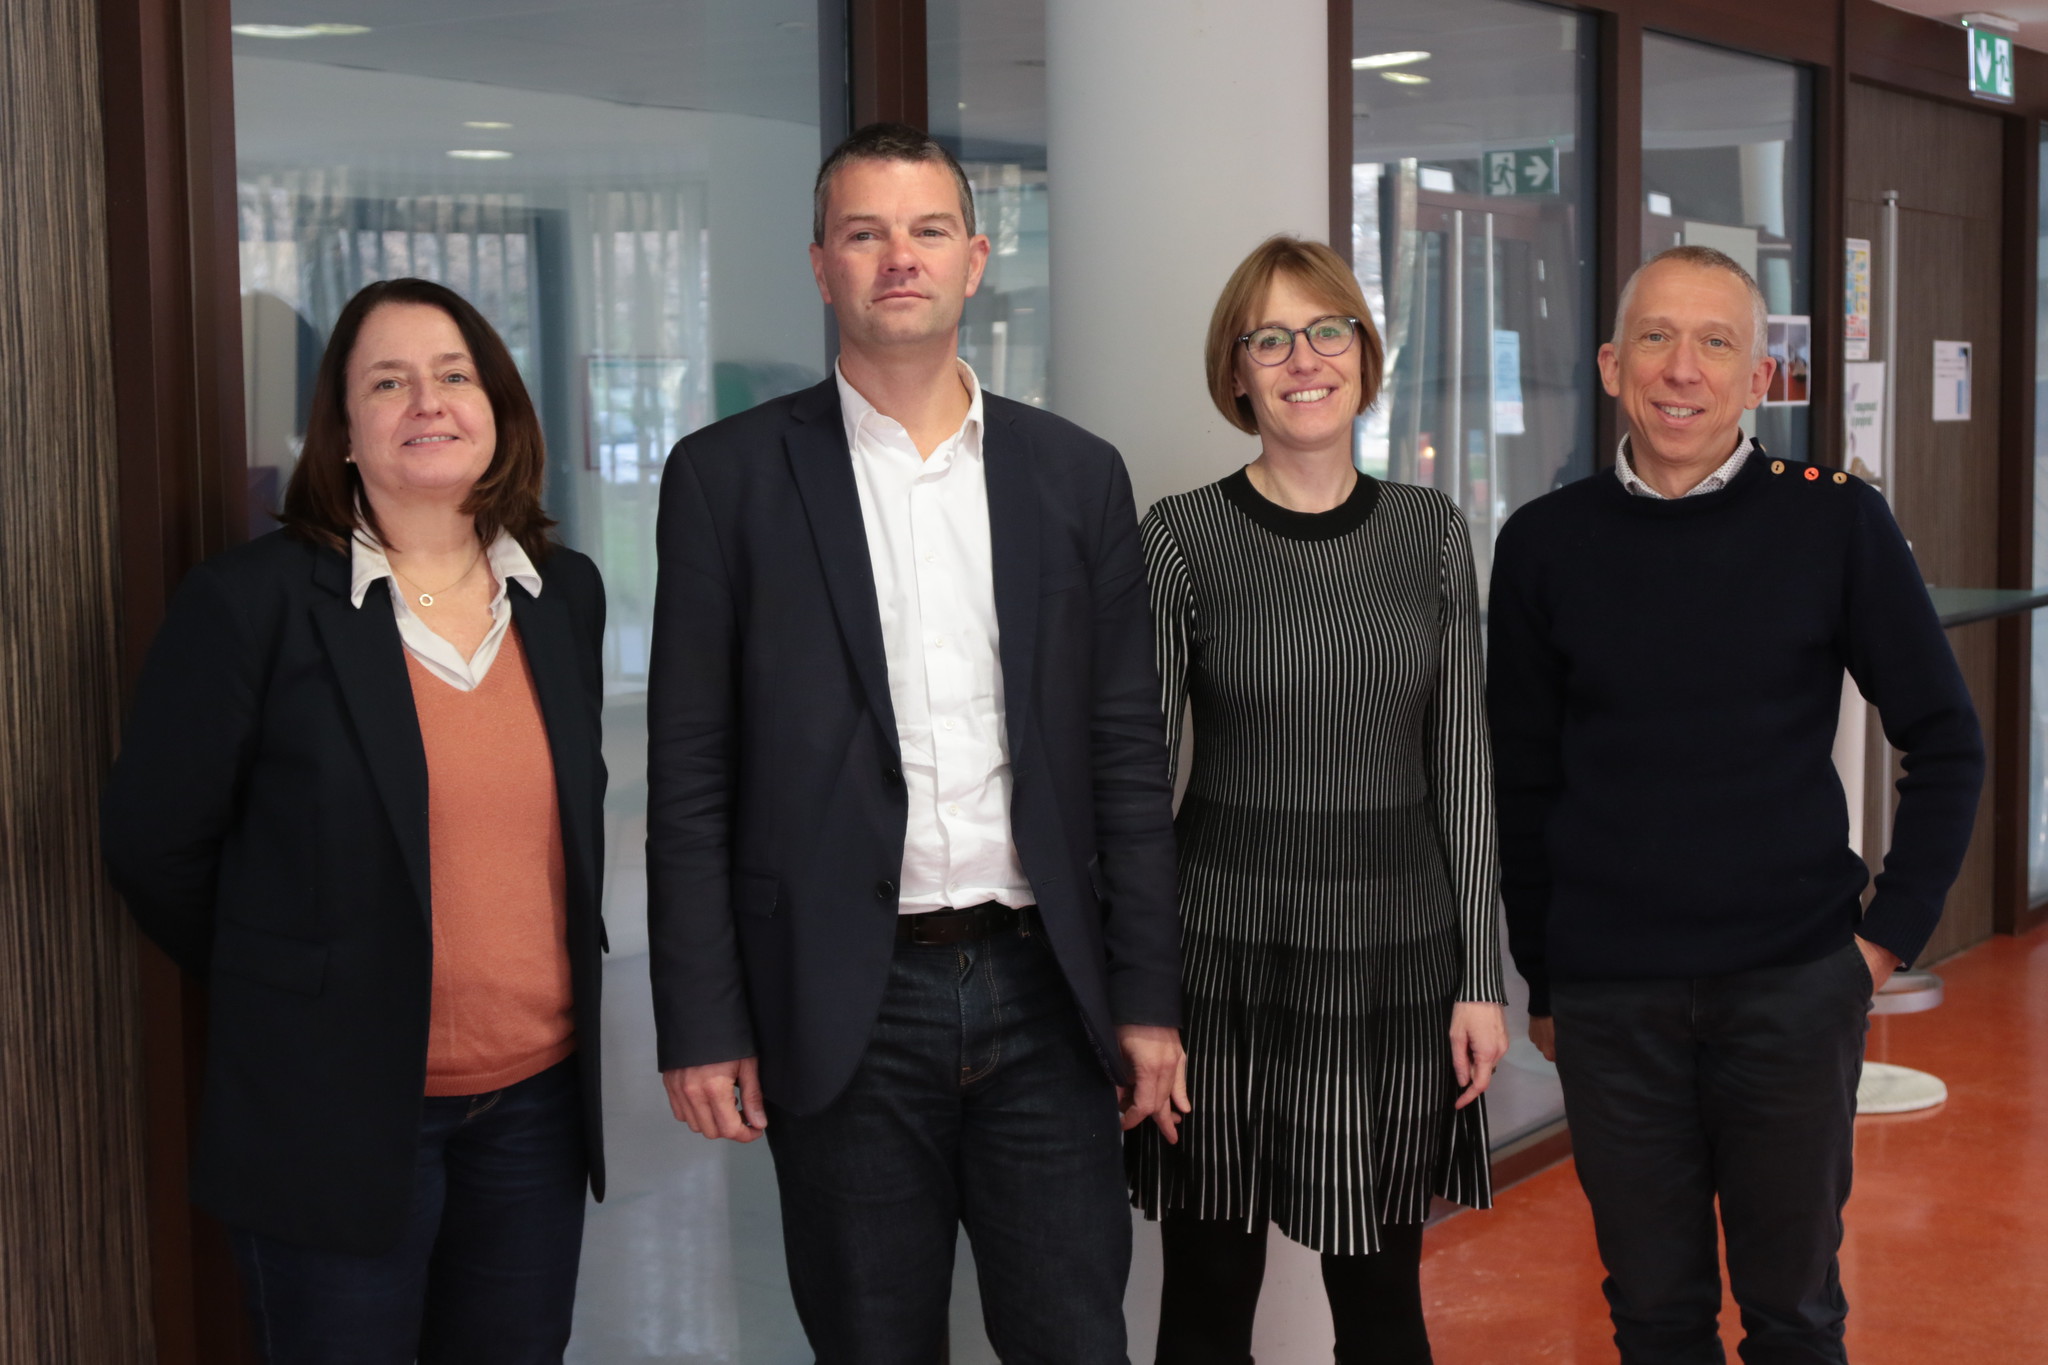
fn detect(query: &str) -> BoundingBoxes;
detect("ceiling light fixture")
[447,149,513,161]
[1381,71,1431,85]
[1353,50,1430,71]
[231,22,370,38]
[462,121,513,130]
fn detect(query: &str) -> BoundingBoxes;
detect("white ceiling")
[1874,1,2048,55]
[229,0,824,125]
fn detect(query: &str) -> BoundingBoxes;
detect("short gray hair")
[812,122,977,246]
[1611,245,1769,362]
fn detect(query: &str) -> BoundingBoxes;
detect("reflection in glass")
[1352,0,1592,1151]
[1352,0,1597,603]
[231,4,836,1360]
[928,0,1049,407]
[1642,32,1812,461]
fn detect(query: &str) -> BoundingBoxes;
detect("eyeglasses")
[1238,315,1361,367]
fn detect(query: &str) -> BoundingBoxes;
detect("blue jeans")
[229,1055,588,1365]
[766,921,1132,1364]
[1552,942,1871,1365]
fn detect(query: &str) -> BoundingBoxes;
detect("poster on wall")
[1765,316,1811,406]
[1492,329,1526,436]
[1933,340,1972,421]
[1842,361,1886,499]
[1844,238,1872,362]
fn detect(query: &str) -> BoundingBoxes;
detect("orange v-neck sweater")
[406,625,576,1096]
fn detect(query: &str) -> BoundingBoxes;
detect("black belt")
[896,902,1038,946]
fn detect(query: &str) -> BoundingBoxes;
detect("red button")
[1804,467,1819,481]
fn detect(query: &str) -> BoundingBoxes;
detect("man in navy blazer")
[646,124,1185,1360]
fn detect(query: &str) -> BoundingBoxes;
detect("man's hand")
[1528,1015,1557,1064]
[1854,935,1901,996]
[1449,1002,1509,1109]
[1116,1024,1190,1143]
[662,1057,767,1143]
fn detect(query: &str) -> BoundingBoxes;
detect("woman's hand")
[1449,1001,1509,1110]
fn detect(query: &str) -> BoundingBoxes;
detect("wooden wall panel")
[0,0,153,1359]
[1845,80,2006,962]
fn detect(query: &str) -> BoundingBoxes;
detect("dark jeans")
[1551,941,1871,1365]
[766,920,1131,1365]
[1154,1216,1430,1365]
[229,1055,588,1365]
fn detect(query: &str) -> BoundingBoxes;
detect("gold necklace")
[389,544,483,608]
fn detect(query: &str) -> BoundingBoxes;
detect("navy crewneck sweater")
[1486,450,1984,1015]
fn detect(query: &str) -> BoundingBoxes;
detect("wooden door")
[1844,81,2004,963]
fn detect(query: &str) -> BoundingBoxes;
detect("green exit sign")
[1969,26,2015,103]
[1484,147,1559,198]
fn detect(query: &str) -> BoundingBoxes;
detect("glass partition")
[1352,0,1596,1150]
[1641,33,1813,462]
[232,4,836,1359]
[928,0,1050,408]
[1351,0,1598,601]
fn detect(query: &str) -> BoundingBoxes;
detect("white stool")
[1856,971,1947,1115]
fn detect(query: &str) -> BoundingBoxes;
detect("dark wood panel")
[96,0,259,1358]
[1559,0,1837,66]
[1890,216,2001,586]
[850,0,927,128]
[1,0,153,1358]
[1594,8,1643,466]
[1328,0,1352,256]
[1843,84,2003,220]
[1993,117,2039,937]
[1925,621,2000,963]
[1845,80,2005,960]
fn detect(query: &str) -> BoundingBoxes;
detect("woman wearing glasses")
[1128,236,1506,1364]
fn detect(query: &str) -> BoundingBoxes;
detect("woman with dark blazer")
[103,277,607,1364]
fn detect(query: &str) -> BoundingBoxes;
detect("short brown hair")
[1205,236,1384,436]
[813,122,976,245]
[279,278,554,560]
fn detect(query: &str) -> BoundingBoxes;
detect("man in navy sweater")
[1488,245,1983,1363]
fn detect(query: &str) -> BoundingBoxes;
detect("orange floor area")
[1419,930,2048,1362]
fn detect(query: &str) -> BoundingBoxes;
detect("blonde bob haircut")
[1205,235,1385,436]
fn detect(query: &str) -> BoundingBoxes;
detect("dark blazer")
[646,379,1180,1115]
[102,530,608,1256]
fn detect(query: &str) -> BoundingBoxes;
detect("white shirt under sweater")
[836,359,1033,915]
[1613,433,1754,499]
[349,530,541,692]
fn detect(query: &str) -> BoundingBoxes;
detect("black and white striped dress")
[1126,469,1505,1256]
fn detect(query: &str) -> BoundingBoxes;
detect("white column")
[1047,0,1330,512]
[1045,8,1337,1363]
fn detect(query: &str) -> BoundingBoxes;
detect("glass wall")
[1350,0,1598,599]
[928,0,1051,408]
[232,4,834,1359]
[1352,0,1596,1148]
[1641,33,1813,462]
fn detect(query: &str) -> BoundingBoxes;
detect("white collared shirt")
[1614,433,1754,499]
[349,530,542,692]
[837,358,1033,914]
